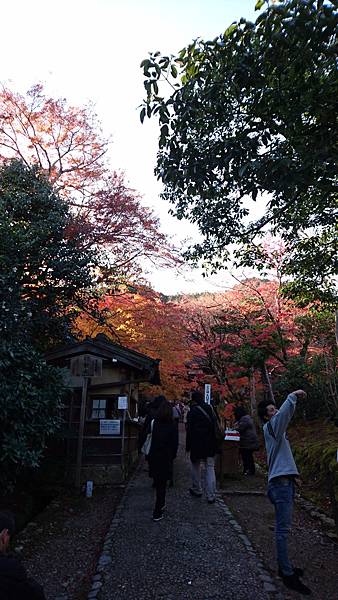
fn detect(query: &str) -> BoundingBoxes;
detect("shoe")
[278,567,304,578]
[281,573,311,595]
[189,488,202,497]
[207,498,216,504]
[152,511,163,522]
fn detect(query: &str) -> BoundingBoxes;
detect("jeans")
[268,477,295,576]
[191,457,216,501]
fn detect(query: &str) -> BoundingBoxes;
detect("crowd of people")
[0,389,311,597]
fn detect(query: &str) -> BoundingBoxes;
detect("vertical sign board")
[204,384,211,405]
[118,396,128,410]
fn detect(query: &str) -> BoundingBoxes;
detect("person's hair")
[0,511,15,536]
[191,390,203,405]
[156,400,173,423]
[234,405,247,421]
[257,400,275,422]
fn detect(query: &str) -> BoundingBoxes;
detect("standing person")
[234,405,259,476]
[0,511,46,599]
[186,390,217,504]
[148,400,178,521]
[257,390,311,595]
[182,403,190,430]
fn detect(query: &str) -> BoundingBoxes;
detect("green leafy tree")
[0,160,94,349]
[140,0,337,306]
[0,160,95,490]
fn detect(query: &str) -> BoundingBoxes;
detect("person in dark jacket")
[234,405,259,475]
[148,400,178,521]
[186,390,217,503]
[0,511,46,600]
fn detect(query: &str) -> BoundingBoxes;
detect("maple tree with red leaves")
[75,285,194,400]
[0,84,180,280]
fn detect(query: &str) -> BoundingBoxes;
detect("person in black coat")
[0,511,46,600]
[234,405,259,475]
[186,390,217,503]
[148,400,178,521]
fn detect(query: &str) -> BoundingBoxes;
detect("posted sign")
[118,396,128,410]
[99,420,120,435]
[204,384,211,404]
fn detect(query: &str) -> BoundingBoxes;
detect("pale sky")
[1,0,259,294]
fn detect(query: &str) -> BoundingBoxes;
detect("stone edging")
[216,494,282,598]
[86,462,143,600]
[295,495,337,541]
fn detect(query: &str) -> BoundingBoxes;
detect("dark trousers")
[154,477,167,515]
[240,448,255,474]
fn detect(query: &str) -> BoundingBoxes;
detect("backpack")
[196,405,224,448]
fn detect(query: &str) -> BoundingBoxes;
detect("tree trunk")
[263,362,275,404]
[249,367,257,418]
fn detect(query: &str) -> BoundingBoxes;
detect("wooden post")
[120,408,126,479]
[75,376,89,490]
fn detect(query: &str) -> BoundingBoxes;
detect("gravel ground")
[97,433,273,600]
[220,470,338,600]
[14,485,124,599]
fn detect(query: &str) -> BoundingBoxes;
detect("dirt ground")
[220,471,338,600]
[13,485,124,600]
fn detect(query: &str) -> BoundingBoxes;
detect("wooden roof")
[45,334,161,384]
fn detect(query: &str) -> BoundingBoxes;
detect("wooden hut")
[45,334,160,486]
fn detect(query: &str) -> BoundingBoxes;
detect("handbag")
[141,419,154,456]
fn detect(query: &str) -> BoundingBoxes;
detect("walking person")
[148,399,178,521]
[234,405,259,475]
[257,390,311,595]
[186,390,217,504]
[0,511,46,599]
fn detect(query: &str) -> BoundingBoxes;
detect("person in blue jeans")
[258,390,311,596]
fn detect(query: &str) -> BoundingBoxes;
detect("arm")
[270,390,305,439]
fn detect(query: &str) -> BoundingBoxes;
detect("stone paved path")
[96,429,275,600]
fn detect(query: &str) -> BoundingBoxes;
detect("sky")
[1,0,259,294]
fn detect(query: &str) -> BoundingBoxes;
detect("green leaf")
[140,107,146,124]
[255,0,265,10]
[224,23,237,37]
[171,64,178,78]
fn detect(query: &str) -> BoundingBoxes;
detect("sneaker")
[278,567,304,578]
[282,573,311,595]
[152,512,163,522]
[189,488,202,497]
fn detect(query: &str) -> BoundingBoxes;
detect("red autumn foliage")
[0,84,180,278]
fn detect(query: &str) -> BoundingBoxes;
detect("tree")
[0,160,95,489]
[140,0,337,305]
[75,285,194,399]
[0,160,94,349]
[0,84,180,282]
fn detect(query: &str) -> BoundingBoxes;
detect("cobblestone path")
[96,430,275,600]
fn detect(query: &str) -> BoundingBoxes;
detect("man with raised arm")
[258,390,311,596]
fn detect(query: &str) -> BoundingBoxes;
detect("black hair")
[234,405,247,421]
[191,390,203,405]
[257,400,275,422]
[156,400,173,423]
[0,511,15,536]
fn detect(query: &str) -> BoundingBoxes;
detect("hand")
[292,389,307,398]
